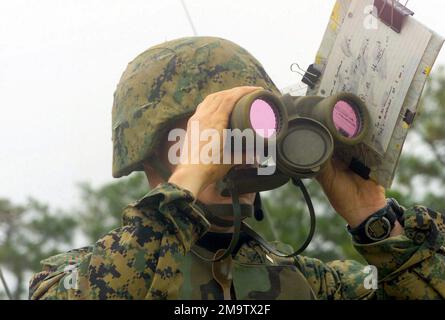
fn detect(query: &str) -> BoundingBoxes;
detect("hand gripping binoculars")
[217,90,370,196]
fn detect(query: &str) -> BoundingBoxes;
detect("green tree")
[0,198,77,299]
[394,66,445,210]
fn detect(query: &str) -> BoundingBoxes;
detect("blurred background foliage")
[1,68,444,299]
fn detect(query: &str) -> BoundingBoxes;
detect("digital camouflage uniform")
[29,37,445,300]
[29,183,445,299]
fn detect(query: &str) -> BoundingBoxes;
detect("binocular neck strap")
[242,178,316,258]
[148,158,316,260]
[194,202,253,228]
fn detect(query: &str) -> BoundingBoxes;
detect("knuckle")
[215,113,229,125]
[205,92,218,101]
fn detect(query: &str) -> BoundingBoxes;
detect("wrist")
[346,199,387,228]
[348,198,405,244]
[339,185,386,228]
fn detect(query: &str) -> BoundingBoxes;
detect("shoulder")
[28,204,159,299]
[29,246,93,299]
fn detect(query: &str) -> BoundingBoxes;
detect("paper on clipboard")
[317,0,431,155]
[300,0,444,188]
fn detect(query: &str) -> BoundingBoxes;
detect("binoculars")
[218,90,370,196]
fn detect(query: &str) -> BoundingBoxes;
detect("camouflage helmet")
[112,36,280,178]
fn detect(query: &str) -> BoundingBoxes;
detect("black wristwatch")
[347,198,405,244]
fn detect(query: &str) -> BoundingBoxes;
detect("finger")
[217,86,263,115]
[195,92,224,115]
[316,158,335,185]
[217,86,262,96]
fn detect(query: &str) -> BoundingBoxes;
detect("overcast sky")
[1,0,444,210]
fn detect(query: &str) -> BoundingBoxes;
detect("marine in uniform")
[29,37,445,300]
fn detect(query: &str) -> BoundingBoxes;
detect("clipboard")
[298,0,444,188]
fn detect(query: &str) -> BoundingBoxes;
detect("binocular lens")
[249,99,277,138]
[332,100,361,138]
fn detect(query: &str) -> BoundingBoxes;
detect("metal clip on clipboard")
[374,0,414,33]
[301,64,322,89]
[290,63,322,90]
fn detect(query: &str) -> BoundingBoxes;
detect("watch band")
[388,198,405,227]
[347,198,405,244]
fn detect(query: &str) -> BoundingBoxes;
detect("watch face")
[365,216,392,241]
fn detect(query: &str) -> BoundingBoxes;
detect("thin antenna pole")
[179,0,198,36]
[0,267,12,300]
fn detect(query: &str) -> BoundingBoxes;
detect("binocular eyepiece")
[218,90,370,195]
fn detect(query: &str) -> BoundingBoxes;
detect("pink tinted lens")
[249,99,277,138]
[332,100,360,138]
